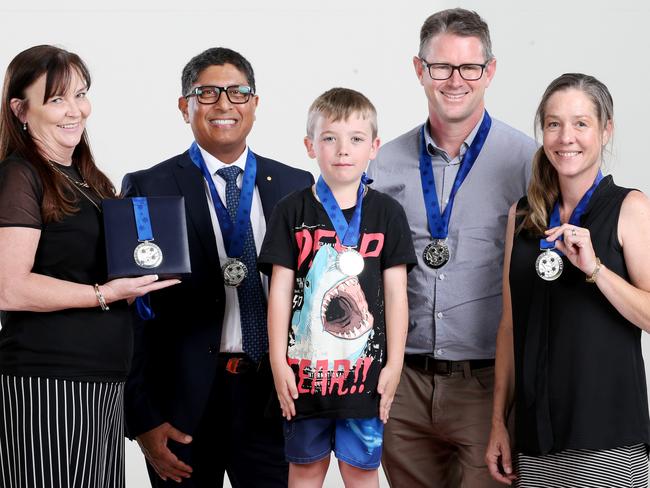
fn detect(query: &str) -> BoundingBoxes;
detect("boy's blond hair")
[306,87,378,139]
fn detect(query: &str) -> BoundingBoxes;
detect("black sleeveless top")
[510,176,650,455]
[0,154,132,381]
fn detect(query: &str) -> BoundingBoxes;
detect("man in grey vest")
[367,8,536,487]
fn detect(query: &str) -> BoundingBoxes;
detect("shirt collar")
[424,110,486,160]
[197,144,250,177]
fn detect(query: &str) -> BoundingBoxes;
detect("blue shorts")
[283,417,384,470]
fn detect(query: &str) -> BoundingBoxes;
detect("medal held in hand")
[535,249,563,281]
[315,174,370,277]
[423,240,450,269]
[537,171,603,281]
[188,143,258,287]
[222,258,248,287]
[132,197,163,269]
[418,112,492,269]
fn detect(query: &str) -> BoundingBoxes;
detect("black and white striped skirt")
[515,443,648,487]
[0,375,125,488]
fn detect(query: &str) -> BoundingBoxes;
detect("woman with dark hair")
[486,73,650,486]
[0,45,178,486]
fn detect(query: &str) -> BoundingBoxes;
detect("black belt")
[404,355,494,376]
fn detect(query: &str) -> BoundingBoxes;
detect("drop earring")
[22,122,27,131]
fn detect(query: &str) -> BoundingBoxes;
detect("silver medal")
[134,241,163,269]
[337,248,365,276]
[423,240,449,269]
[222,258,248,287]
[535,249,563,281]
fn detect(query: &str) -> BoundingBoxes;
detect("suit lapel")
[255,154,280,223]
[173,152,220,268]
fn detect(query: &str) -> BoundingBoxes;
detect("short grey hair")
[419,8,493,61]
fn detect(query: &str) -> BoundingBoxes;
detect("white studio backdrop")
[2,0,649,486]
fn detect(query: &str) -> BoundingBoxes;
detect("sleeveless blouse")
[510,176,650,455]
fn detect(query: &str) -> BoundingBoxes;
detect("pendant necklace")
[48,161,101,212]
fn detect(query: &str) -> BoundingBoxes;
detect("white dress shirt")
[197,144,268,353]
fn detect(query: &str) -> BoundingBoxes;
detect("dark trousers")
[147,355,287,487]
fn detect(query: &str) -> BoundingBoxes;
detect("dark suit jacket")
[122,149,313,439]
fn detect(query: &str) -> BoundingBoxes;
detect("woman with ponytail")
[486,73,650,486]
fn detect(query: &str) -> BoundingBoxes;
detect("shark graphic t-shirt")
[259,187,416,420]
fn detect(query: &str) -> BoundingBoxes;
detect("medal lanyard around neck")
[418,111,492,240]
[188,142,257,258]
[539,170,603,253]
[315,173,371,248]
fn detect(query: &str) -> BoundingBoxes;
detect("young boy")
[258,88,416,487]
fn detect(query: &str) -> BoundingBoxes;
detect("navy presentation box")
[102,196,191,279]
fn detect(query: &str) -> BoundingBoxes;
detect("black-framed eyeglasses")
[420,59,487,81]
[185,85,254,104]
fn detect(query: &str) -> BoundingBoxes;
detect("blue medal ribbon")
[135,294,155,320]
[132,197,154,241]
[539,170,603,253]
[131,197,156,320]
[315,173,371,247]
[188,142,257,258]
[419,111,492,239]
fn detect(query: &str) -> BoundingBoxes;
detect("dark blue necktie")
[216,165,268,363]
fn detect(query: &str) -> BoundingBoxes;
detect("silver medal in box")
[134,241,163,269]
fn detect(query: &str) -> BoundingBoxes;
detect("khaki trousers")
[382,363,503,488]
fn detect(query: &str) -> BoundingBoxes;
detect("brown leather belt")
[405,355,494,376]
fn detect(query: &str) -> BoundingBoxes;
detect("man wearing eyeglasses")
[122,47,313,487]
[367,9,536,487]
